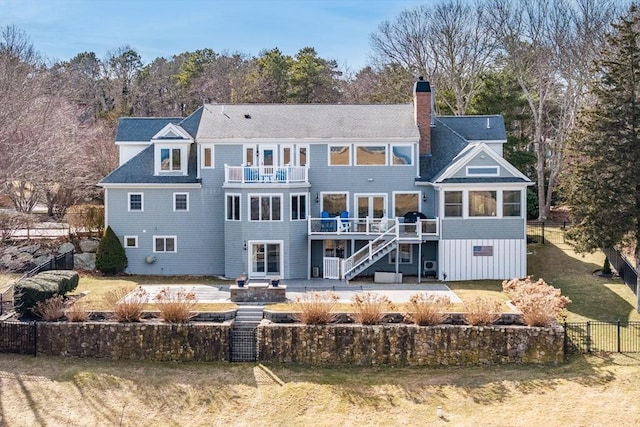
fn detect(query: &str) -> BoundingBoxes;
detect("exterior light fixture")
[422,192,427,202]
[315,193,319,203]
[243,240,247,250]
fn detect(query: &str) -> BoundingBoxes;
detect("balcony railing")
[308,216,439,238]
[225,165,308,184]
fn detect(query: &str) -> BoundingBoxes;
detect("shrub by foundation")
[103,287,147,322]
[154,287,197,323]
[502,276,571,326]
[95,226,128,275]
[351,292,394,325]
[36,271,79,294]
[463,296,502,326]
[292,291,339,324]
[405,293,451,326]
[34,295,66,321]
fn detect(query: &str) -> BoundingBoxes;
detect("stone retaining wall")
[36,322,232,361]
[257,323,564,365]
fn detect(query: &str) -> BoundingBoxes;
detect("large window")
[391,145,413,165]
[291,194,307,220]
[389,243,412,264]
[250,195,282,221]
[469,191,497,217]
[329,146,350,165]
[444,191,463,217]
[154,236,176,253]
[356,146,386,165]
[128,193,143,212]
[173,193,189,212]
[226,194,240,221]
[394,192,419,217]
[160,148,181,171]
[503,190,522,217]
[321,193,347,217]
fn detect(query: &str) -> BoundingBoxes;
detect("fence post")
[32,320,37,357]
[563,322,568,358]
[586,321,591,353]
[617,320,621,353]
[541,221,546,244]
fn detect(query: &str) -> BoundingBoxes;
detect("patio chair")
[321,210,334,232]
[337,211,351,233]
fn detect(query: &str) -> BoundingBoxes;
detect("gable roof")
[431,142,530,184]
[115,117,184,142]
[196,104,419,140]
[436,115,506,141]
[99,144,199,185]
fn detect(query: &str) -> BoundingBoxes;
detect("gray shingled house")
[99,79,531,282]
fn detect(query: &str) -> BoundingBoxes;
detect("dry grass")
[33,295,65,321]
[292,291,339,324]
[0,353,639,426]
[462,296,502,326]
[503,276,572,326]
[405,293,451,326]
[65,300,91,322]
[154,287,197,323]
[102,287,148,322]
[351,292,394,325]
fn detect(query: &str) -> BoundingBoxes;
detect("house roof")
[115,117,184,142]
[99,144,199,185]
[196,104,419,140]
[436,115,506,141]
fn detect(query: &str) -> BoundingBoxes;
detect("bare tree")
[370,0,494,114]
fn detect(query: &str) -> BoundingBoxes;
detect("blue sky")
[0,0,426,70]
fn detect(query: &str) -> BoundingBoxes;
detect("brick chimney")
[414,77,432,155]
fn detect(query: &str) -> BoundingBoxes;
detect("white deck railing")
[308,216,439,237]
[224,165,308,184]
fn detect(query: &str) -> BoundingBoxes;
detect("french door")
[356,194,386,219]
[249,241,282,278]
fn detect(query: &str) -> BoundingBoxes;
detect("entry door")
[250,242,281,277]
[356,194,386,219]
[259,146,277,166]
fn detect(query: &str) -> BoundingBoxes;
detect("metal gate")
[0,321,36,355]
[230,327,257,362]
[564,321,640,354]
[323,257,340,279]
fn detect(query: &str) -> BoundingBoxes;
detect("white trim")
[173,192,189,212]
[198,137,417,144]
[354,193,387,218]
[247,240,284,279]
[248,193,284,222]
[200,144,215,169]
[466,165,499,177]
[319,191,349,215]
[127,192,144,212]
[153,235,177,253]
[354,144,388,166]
[123,235,138,248]
[99,183,202,189]
[390,143,414,166]
[151,123,193,141]
[225,193,241,221]
[392,191,421,217]
[440,187,525,219]
[104,189,109,228]
[154,144,188,176]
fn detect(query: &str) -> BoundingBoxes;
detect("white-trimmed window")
[356,145,386,165]
[297,145,308,166]
[389,243,412,264]
[226,194,240,221]
[201,145,214,168]
[503,190,522,217]
[161,148,181,171]
[173,193,189,211]
[154,236,177,253]
[128,193,143,212]
[249,194,282,221]
[466,166,499,176]
[291,193,307,220]
[444,191,463,217]
[123,235,138,248]
[391,145,413,165]
[329,145,351,166]
[393,192,420,217]
[469,191,497,217]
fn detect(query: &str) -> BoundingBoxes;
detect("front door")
[249,241,282,278]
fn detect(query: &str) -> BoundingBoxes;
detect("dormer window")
[161,148,181,171]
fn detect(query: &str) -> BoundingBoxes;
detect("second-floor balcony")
[225,165,309,184]
[308,216,439,239]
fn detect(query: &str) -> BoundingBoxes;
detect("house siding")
[451,153,515,179]
[439,239,526,281]
[441,218,525,240]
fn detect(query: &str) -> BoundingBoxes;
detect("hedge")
[14,270,79,314]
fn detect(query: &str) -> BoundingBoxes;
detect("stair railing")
[341,219,399,279]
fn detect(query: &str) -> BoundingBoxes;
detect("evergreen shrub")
[96,226,128,275]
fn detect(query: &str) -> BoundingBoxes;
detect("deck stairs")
[342,224,399,281]
[230,305,264,362]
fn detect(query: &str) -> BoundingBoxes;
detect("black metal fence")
[604,247,638,296]
[564,321,640,355]
[0,321,36,355]
[0,249,74,316]
[527,221,569,245]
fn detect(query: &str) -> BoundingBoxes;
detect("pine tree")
[564,5,640,311]
[95,226,128,275]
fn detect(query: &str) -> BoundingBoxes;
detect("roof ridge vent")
[486,117,491,129]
